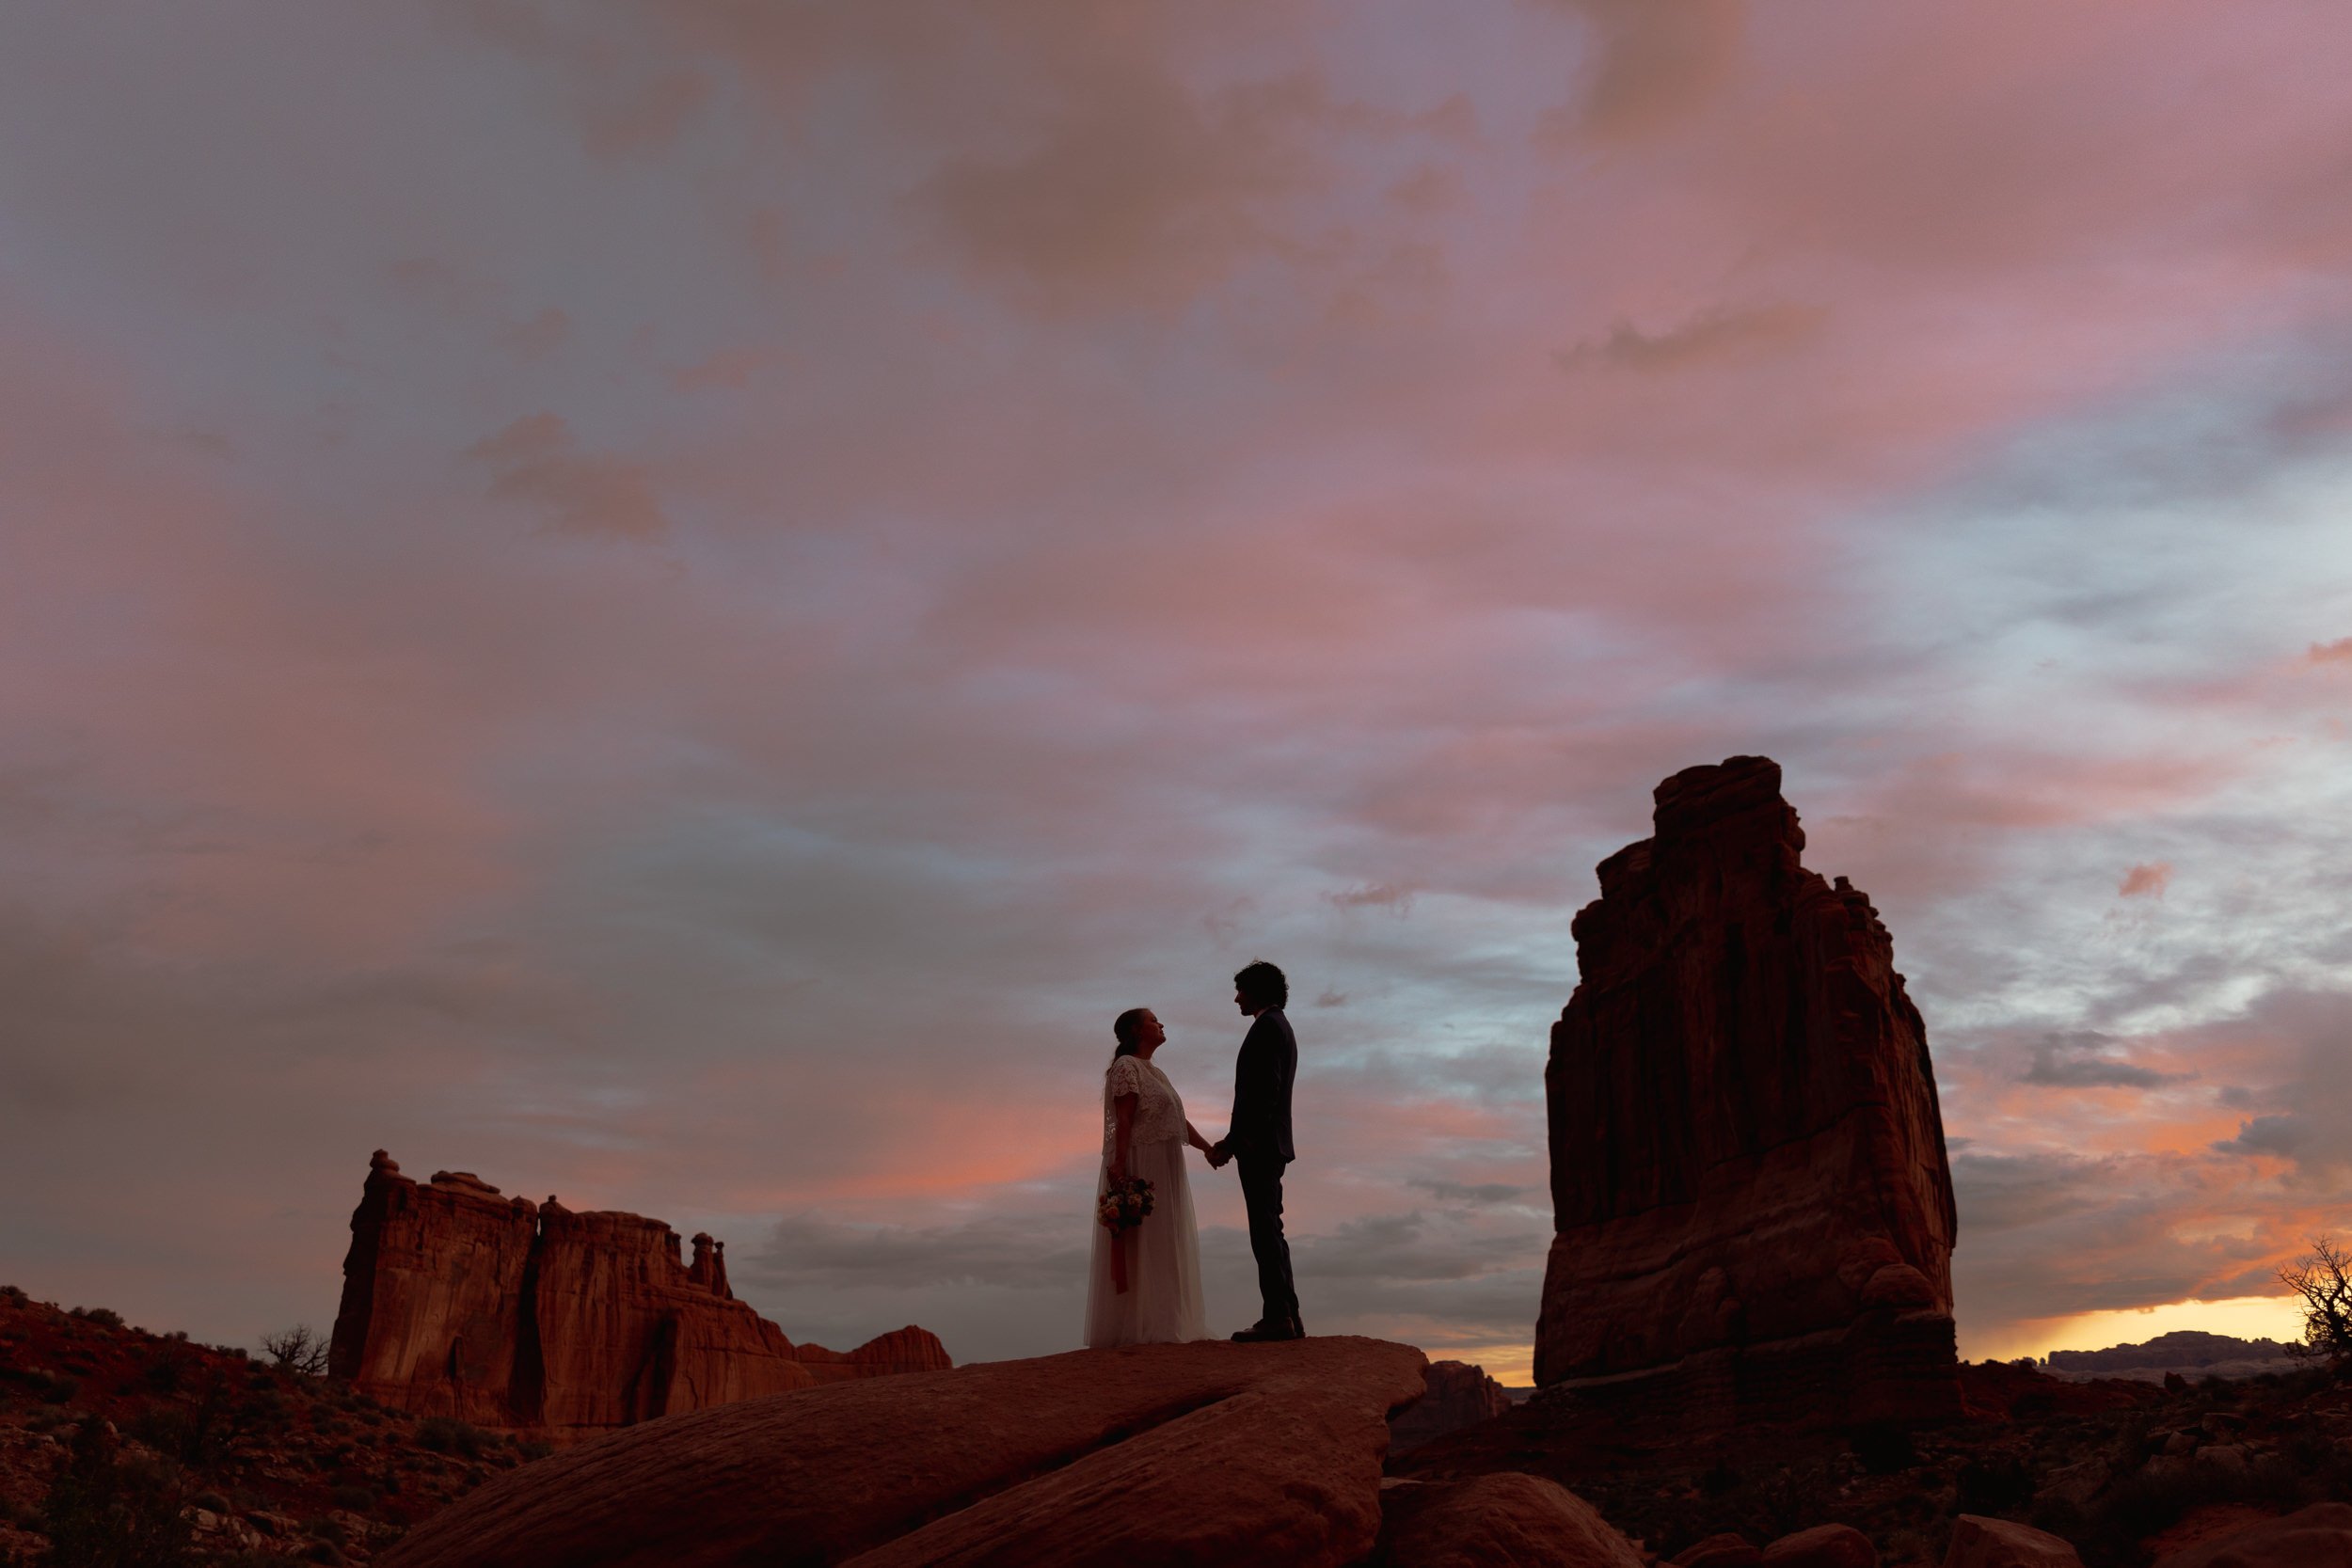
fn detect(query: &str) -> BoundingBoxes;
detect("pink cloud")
[464,413,670,540]
[2118,862,2171,898]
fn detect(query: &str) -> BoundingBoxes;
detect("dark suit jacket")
[1227,1007,1296,1164]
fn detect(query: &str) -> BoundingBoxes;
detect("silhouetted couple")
[1084,960,1302,1348]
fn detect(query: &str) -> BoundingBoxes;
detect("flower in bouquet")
[1097,1175,1155,1232]
[1099,1175,1155,1295]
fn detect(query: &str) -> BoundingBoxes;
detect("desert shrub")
[516,1437,554,1462]
[303,1545,347,1567]
[1,1284,27,1306]
[1850,1422,1920,1474]
[69,1307,125,1329]
[328,1485,375,1513]
[40,1419,195,1568]
[1744,1458,1845,1542]
[260,1327,329,1379]
[2076,1455,2309,1568]
[1954,1450,2038,1515]
[4,1366,81,1404]
[140,1352,192,1394]
[237,1388,291,1434]
[189,1491,230,1513]
[414,1416,487,1459]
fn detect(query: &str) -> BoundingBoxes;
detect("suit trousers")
[1236,1155,1299,1329]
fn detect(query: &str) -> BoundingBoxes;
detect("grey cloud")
[2021,1032,2185,1089]
[1406,1179,1531,1207]
[1294,1210,1546,1285]
[2213,1116,2312,1161]
[1327,883,1414,911]
[1556,304,1824,374]
[746,1212,1087,1293]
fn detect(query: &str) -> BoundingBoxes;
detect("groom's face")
[1234,988,1257,1018]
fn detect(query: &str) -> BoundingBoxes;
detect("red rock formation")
[1760,1524,1877,1568]
[2153,1503,2352,1568]
[329,1152,949,1434]
[792,1323,955,1385]
[1945,1515,2082,1567]
[1536,758,1961,1428]
[378,1337,1429,1568]
[1377,1472,1645,1568]
[1389,1358,1515,1453]
[328,1152,539,1426]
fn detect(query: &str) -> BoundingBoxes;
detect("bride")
[1085,1007,1217,1347]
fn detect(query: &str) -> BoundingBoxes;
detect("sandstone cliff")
[329,1151,948,1434]
[1535,757,1960,1427]
[1388,1358,1515,1453]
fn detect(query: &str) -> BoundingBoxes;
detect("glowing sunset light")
[1971,1295,2311,1367]
[3,2,2351,1384]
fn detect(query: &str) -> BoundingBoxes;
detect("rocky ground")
[1391,1358,2352,1566]
[9,1280,2349,1568]
[0,1286,527,1566]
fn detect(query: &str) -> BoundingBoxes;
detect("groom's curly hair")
[1233,959,1288,1011]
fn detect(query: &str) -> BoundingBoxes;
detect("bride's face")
[1137,1012,1167,1053]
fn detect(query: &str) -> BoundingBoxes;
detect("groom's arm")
[1228,1015,1276,1152]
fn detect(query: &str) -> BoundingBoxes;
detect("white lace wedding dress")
[1085,1053,1208,1347]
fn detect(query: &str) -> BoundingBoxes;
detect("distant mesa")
[2045,1330,2297,1385]
[1388,1358,1515,1454]
[1536,756,1963,1427]
[329,1151,948,1435]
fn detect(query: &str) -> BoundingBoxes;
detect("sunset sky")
[5,2,2351,1385]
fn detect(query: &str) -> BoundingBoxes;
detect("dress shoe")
[1232,1320,1304,1343]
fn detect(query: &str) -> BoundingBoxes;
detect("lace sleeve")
[1105,1055,1146,1101]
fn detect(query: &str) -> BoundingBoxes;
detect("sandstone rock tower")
[1536,757,1960,1426]
[329,1151,949,1434]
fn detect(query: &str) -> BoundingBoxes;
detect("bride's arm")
[1111,1093,1137,1183]
[1184,1119,1214,1154]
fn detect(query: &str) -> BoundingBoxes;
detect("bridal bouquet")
[1099,1176,1154,1293]
[1098,1175,1154,1231]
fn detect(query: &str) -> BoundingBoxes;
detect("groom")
[1212,959,1302,1342]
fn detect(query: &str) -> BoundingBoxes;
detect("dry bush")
[2281,1236,2352,1370]
[260,1325,330,1378]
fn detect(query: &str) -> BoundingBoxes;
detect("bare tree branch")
[260,1324,329,1378]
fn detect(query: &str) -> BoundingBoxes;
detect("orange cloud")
[2118,862,2171,898]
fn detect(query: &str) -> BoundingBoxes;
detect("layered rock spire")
[1536,757,1961,1426]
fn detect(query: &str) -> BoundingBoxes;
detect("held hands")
[1205,1140,1232,1170]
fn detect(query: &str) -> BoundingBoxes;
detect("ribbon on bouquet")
[1111,1226,1129,1294]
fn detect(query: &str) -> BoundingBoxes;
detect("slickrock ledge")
[380,1336,1429,1568]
